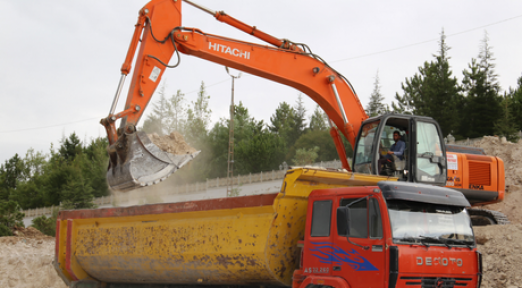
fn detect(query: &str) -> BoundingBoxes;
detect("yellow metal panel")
[57,220,73,281]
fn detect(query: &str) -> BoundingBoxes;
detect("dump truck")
[55,169,482,288]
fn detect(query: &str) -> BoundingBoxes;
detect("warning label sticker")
[447,154,458,170]
[149,66,161,82]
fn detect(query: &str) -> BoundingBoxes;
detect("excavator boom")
[101,0,367,191]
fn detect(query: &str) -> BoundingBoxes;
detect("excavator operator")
[378,131,405,175]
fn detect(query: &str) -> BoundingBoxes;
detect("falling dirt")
[0,228,66,288]
[149,131,197,155]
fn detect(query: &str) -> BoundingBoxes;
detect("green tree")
[511,75,522,131]
[365,71,388,117]
[9,149,47,209]
[293,146,320,166]
[143,83,171,135]
[185,81,211,146]
[460,31,502,138]
[287,130,340,163]
[0,200,24,229]
[309,105,329,131]
[494,92,520,142]
[269,102,298,158]
[234,127,286,173]
[31,208,58,237]
[294,94,307,134]
[82,138,110,198]
[59,133,82,163]
[392,30,461,136]
[169,89,187,133]
[61,163,96,210]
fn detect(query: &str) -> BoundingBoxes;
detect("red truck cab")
[293,181,482,288]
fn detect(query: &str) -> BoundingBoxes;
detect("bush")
[0,223,12,237]
[31,207,58,236]
[32,215,55,236]
[0,200,24,229]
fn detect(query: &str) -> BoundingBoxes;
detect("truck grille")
[400,277,472,287]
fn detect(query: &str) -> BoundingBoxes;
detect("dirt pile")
[474,224,522,288]
[0,236,66,288]
[472,136,522,224]
[11,226,53,239]
[149,131,197,154]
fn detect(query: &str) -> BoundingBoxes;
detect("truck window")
[311,200,332,237]
[339,198,367,238]
[369,198,383,238]
[338,198,382,239]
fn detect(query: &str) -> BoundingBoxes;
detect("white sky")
[1,0,521,163]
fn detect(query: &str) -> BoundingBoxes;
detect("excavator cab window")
[378,118,410,180]
[414,121,446,184]
[353,120,381,174]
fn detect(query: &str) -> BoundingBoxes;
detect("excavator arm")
[101,0,368,191]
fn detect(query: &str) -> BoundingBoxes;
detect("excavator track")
[468,208,510,226]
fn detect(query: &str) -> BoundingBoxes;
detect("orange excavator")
[100,0,506,225]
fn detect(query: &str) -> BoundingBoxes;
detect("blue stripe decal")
[310,241,379,271]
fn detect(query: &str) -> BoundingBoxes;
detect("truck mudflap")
[55,168,395,287]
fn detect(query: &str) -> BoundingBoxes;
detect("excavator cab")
[352,113,447,187]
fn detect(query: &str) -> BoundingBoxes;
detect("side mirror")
[337,206,351,239]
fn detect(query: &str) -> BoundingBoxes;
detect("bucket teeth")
[107,131,200,192]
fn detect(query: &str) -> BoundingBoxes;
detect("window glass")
[339,198,368,238]
[311,200,332,237]
[354,121,380,173]
[387,200,474,247]
[416,122,444,183]
[369,198,383,238]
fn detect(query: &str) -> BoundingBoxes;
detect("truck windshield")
[387,200,474,247]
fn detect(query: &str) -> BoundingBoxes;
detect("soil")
[472,136,522,225]
[0,230,66,288]
[470,137,522,287]
[148,131,197,155]
[475,224,522,288]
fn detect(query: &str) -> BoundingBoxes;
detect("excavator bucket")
[107,131,200,192]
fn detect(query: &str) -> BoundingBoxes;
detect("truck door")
[332,196,386,288]
[304,199,334,276]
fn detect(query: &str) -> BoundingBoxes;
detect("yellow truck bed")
[55,168,394,287]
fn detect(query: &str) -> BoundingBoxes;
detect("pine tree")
[392,30,461,136]
[365,71,388,117]
[143,83,171,135]
[309,105,329,131]
[494,92,519,142]
[169,89,186,133]
[460,33,502,138]
[511,75,522,131]
[294,94,307,133]
[269,102,297,152]
[185,81,211,146]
